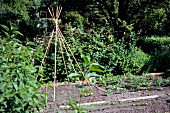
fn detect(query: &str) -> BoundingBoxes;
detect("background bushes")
[43,25,150,81]
[137,36,170,53]
[137,36,170,73]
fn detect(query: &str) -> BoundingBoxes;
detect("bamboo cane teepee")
[40,6,91,102]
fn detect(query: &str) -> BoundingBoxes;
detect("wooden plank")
[59,93,170,108]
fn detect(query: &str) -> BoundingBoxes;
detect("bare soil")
[41,84,170,113]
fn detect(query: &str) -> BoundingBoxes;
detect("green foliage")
[68,54,104,82]
[110,42,149,75]
[69,0,169,35]
[163,69,170,78]
[1,0,170,42]
[144,48,170,72]
[137,36,170,53]
[63,11,89,30]
[0,0,33,22]
[137,36,170,72]
[0,0,42,41]
[0,24,23,40]
[0,25,45,112]
[133,3,169,35]
[40,0,169,37]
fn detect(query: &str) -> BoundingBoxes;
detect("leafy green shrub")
[143,48,170,72]
[137,36,170,72]
[63,11,89,30]
[163,69,170,78]
[137,36,170,53]
[109,42,150,75]
[0,26,45,112]
[71,26,149,75]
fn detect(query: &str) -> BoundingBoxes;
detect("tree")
[0,0,41,41]
[1,0,169,41]
[45,0,169,37]
[86,0,170,37]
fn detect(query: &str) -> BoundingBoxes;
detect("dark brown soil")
[41,84,170,113]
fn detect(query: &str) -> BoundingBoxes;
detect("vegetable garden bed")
[41,84,170,113]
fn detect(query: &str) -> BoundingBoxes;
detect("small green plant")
[65,84,95,113]
[155,77,163,88]
[66,55,104,112]
[99,76,107,86]
[68,54,104,83]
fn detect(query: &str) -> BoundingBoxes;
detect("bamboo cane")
[42,6,92,103]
